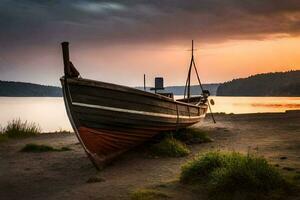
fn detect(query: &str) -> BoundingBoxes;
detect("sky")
[0,0,300,87]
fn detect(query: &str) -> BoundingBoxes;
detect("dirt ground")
[0,112,300,200]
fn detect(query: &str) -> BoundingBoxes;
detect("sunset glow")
[0,1,300,86]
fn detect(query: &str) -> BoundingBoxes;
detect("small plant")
[2,119,40,138]
[51,128,72,134]
[21,143,71,153]
[0,134,8,142]
[60,146,71,151]
[180,151,290,199]
[173,128,212,144]
[150,137,190,157]
[0,126,7,142]
[180,151,224,183]
[130,189,169,200]
[86,177,105,183]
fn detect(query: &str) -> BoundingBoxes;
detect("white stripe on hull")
[72,102,204,120]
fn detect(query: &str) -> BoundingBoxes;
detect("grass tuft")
[150,137,190,157]
[21,143,71,153]
[173,128,212,144]
[49,129,72,134]
[180,151,224,183]
[86,177,105,183]
[293,174,300,181]
[60,146,72,151]
[180,151,291,199]
[0,134,8,142]
[130,189,169,200]
[1,119,40,139]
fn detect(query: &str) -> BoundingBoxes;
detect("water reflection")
[209,96,300,114]
[249,103,300,108]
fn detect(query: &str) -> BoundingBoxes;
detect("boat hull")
[61,77,208,168]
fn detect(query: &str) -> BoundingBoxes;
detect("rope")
[192,51,216,124]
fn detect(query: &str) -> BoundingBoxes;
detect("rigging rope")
[184,40,216,123]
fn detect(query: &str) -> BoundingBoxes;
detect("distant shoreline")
[217,70,300,96]
[1,70,300,97]
[0,80,62,97]
[0,80,219,97]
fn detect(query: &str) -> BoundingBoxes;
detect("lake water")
[0,96,300,132]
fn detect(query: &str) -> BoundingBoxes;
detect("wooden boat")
[60,41,209,169]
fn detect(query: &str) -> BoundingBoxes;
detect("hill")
[0,81,62,97]
[217,70,300,96]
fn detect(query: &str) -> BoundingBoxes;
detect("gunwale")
[62,77,205,109]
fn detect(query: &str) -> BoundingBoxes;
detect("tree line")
[217,70,300,96]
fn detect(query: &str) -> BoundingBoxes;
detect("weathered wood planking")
[61,77,207,169]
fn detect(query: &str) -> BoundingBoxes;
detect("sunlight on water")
[209,96,300,114]
[176,96,300,114]
[0,96,299,132]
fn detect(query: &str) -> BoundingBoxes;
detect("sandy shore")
[0,112,299,200]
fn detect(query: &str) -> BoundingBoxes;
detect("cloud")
[1,0,300,49]
[74,2,126,13]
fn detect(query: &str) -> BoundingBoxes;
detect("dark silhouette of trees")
[217,70,300,96]
[0,81,62,97]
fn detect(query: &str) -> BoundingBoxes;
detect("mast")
[188,40,194,99]
[144,74,146,91]
[184,40,195,100]
[184,41,216,123]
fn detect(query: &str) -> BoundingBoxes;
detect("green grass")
[180,151,292,199]
[86,177,105,183]
[48,129,72,134]
[150,137,190,157]
[1,119,40,139]
[21,143,71,153]
[147,128,211,157]
[130,189,169,200]
[173,128,213,144]
[0,133,8,142]
[293,174,300,181]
